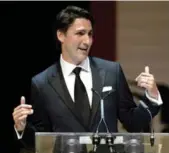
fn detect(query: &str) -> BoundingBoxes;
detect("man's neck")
[60,54,90,73]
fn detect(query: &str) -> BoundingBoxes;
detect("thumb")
[145,66,150,74]
[20,96,26,104]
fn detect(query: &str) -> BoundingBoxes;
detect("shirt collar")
[60,54,90,76]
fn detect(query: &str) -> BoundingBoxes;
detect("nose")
[83,34,92,45]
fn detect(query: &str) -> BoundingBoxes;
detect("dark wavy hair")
[56,5,94,33]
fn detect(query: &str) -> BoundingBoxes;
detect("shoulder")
[89,56,122,72]
[31,63,56,87]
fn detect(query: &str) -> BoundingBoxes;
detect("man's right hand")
[12,96,34,132]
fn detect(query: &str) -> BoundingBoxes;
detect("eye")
[76,31,85,36]
[88,31,93,37]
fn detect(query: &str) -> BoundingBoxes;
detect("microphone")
[106,133,115,153]
[92,133,100,153]
[91,88,114,152]
[139,100,155,147]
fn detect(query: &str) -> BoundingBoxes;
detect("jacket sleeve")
[17,77,51,151]
[116,63,160,132]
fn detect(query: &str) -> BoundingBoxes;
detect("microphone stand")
[125,100,155,153]
[139,100,155,147]
[91,88,115,153]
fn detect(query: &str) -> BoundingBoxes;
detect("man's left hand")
[135,66,159,99]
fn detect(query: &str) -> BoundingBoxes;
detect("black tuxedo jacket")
[18,57,160,150]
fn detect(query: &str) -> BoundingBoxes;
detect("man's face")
[57,18,93,65]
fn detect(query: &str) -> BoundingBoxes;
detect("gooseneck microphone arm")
[91,88,114,153]
[91,88,111,133]
[139,100,154,147]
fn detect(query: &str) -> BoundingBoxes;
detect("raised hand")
[135,66,159,99]
[12,96,33,131]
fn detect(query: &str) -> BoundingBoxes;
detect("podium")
[35,132,169,153]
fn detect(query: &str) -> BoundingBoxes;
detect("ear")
[56,30,65,43]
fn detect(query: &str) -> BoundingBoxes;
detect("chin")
[76,55,87,64]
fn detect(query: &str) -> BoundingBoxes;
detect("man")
[12,5,162,152]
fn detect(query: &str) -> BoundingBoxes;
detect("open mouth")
[78,48,88,52]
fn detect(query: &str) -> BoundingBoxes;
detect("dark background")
[0,1,90,153]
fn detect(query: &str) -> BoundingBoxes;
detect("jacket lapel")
[48,62,87,129]
[47,58,106,131]
[89,59,106,128]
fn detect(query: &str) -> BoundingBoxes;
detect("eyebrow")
[76,28,93,33]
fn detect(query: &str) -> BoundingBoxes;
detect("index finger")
[145,66,149,74]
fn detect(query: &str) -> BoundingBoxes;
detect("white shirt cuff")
[14,126,24,139]
[145,90,163,105]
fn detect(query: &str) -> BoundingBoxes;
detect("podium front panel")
[35,132,169,153]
